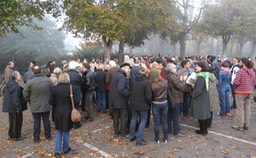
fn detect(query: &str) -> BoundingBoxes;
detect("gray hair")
[11,70,20,80]
[57,73,70,84]
[53,67,62,74]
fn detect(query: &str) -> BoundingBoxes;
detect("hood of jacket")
[5,80,18,93]
[242,67,255,77]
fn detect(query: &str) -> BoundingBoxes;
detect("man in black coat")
[109,63,130,138]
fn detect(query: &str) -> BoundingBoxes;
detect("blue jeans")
[168,104,181,134]
[152,101,168,141]
[96,91,106,112]
[219,85,230,115]
[55,130,70,153]
[32,112,51,141]
[129,109,148,143]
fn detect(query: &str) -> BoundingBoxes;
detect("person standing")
[129,66,152,146]
[230,57,241,109]
[191,61,211,135]
[165,63,189,137]
[67,61,83,129]
[51,73,81,157]
[23,66,53,143]
[2,71,27,141]
[218,61,231,116]
[23,61,36,83]
[4,61,14,83]
[110,63,130,138]
[84,62,96,122]
[95,64,107,113]
[150,68,168,144]
[232,58,255,131]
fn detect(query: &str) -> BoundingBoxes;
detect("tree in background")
[59,0,176,63]
[0,0,58,37]
[0,17,66,73]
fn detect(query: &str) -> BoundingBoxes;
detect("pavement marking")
[181,123,256,147]
[77,139,112,157]
[93,126,110,133]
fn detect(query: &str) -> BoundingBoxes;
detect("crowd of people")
[1,54,256,157]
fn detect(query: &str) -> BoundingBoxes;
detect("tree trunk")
[179,36,186,59]
[249,40,256,59]
[117,39,125,65]
[222,34,231,56]
[196,41,201,56]
[102,36,113,64]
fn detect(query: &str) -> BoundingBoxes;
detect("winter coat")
[50,82,81,131]
[23,68,34,83]
[67,69,83,92]
[4,66,13,82]
[150,77,167,102]
[85,70,96,92]
[109,69,130,109]
[23,74,53,113]
[130,74,152,111]
[105,67,118,86]
[2,80,27,113]
[95,70,106,92]
[191,76,211,120]
[209,73,219,112]
[166,72,190,105]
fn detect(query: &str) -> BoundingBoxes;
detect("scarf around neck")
[196,72,210,91]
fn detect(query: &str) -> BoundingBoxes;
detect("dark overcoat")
[51,82,81,131]
[191,76,211,120]
[109,69,130,109]
[2,80,27,113]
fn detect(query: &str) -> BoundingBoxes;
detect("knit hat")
[149,68,159,78]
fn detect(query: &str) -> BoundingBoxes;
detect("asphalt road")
[0,103,256,158]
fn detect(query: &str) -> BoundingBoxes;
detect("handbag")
[70,83,81,122]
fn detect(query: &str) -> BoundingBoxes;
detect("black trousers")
[113,108,127,136]
[198,119,208,134]
[8,112,23,139]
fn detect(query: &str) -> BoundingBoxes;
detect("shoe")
[129,136,136,142]
[155,140,160,144]
[195,130,207,135]
[136,141,148,146]
[74,123,81,129]
[174,133,186,137]
[164,140,168,144]
[121,135,129,140]
[13,137,23,141]
[217,112,224,116]
[232,125,243,131]
[64,147,71,154]
[243,126,249,130]
[54,152,61,158]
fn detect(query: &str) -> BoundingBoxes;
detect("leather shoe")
[54,152,61,158]
[13,137,23,141]
[136,141,147,146]
[64,147,71,154]
[129,136,136,142]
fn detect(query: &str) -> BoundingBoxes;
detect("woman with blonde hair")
[50,73,81,157]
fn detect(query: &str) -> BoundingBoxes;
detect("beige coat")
[209,73,219,112]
